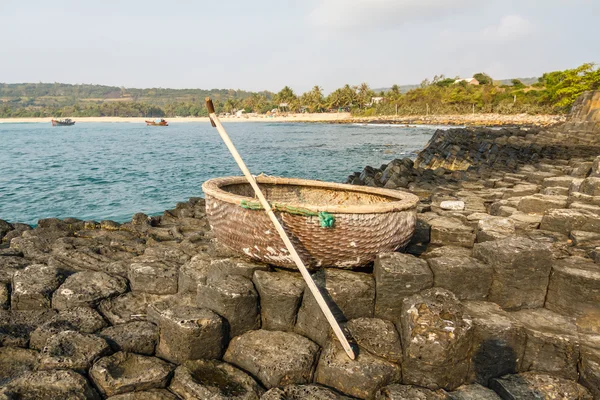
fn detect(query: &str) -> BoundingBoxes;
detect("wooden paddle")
[205,98,356,360]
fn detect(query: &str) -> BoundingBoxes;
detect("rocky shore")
[0,91,599,399]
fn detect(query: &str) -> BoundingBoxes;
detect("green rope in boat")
[240,200,335,228]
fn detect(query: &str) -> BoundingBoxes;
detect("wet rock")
[39,330,110,371]
[540,208,600,235]
[462,301,527,385]
[178,255,210,294]
[149,302,225,363]
[448,384,500,399]
[399,288,473,390]
[473,237,552,310]
[373,252,432,323]
[580,346,600,398]
[253,270,304,332]
[90,352,175,396]
[490,372,593,400]
[545,257,600,318]
[99,292,156,325]
[511,308,580,380]
[0,309,56,347]
[429,217,476,248]
[427,256,492,300]
[107,389,179,400]
[128,259,178,295]
[169,359,263,400]
[261,384,352,400]
[52,271,128,310]
[99,321,158,355]
[11,264,65,310]
[1,369,101,399]
[475,217,515,243]
[375,384,449,399]
[0,346,39,386]
[517,194,568,214]
[346,317,402,363]
[197,274,259,339]
[30,306,107,350]
[224,330,319,389]
[295,269,375,346]
[315,337,401,399]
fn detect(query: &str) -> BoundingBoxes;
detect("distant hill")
[374,77,540,93]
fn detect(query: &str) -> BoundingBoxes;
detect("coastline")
[0,113,564,127]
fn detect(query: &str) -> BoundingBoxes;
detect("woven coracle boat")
[202,176,419,269]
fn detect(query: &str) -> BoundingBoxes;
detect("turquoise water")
[0,122,438,225]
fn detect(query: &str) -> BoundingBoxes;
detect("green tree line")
[0,63,598,118]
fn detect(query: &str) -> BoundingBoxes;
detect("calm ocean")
[0,122,441,225]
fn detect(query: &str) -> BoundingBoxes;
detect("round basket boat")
[202,176,419,269]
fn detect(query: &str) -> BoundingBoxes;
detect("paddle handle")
[205,97,355,360]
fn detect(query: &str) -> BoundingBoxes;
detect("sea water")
[0,122,440,225]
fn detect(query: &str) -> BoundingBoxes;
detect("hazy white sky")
[1,0,598,93]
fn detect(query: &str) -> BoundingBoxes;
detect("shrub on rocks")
[0,346,39,386]
[253,270,304,332]
[295,269,375,346]
[398,288,473,391]
[473,237,552,310]
[90,352,175,397]
[462,301,527,386]
[39,330,110,371]
[11,264,65,310]
[2,369,101,399]
[373,253,433,323]
[224,330,319,389]
[52,271,128,310]
[426,256,492,300]
[197,274,260,339]
[169,359,264,400]
[315,337,402,399]
[490,372,593,399]
[375,384,448,399]
[148,303,226,363]
[98,321,159,355]
[510,308,580,380]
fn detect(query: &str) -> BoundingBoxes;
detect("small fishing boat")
[51,118,75,126]
[145,118,168,126]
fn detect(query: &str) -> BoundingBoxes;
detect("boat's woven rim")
[202,176,419,214]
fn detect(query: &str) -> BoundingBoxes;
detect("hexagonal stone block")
[0,347,39,386]
[429,217,475,248]
[11,264,65,310]
[295,269,375,346]
[448,384,501,399]
[427,256,492,300]
[376,384,449,399]
[169,359,263,400]
[540,209,600,235]
[373,253,433,323]
[178,255,210,294]
[399,288,473,390]
[315,338,402,399]
[99,292,159,325]
[224,330,319,389]
[262,384,352,400]
[346,318,402,363]
[2,370,101,399]
[90,352,175,397]
[98,321,158,355]
[252,270,304,332]
[106,389,179,400]
[475,217,515,243]
[52,271,128,310]
[490,372,593,399]
[517,194,568,214]
[149,302,226,363]
[128,260,178,295]
[0,309,56,347]
[39,330,110,371]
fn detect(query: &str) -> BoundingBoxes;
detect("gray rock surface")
[178,255,210,294]
[517,194,568,214]
[295,269,375,346]
[2,369,101,400]
[224,329,319,389]
[429,217,475,248]
[448,384,500,399]
[107,389,179,400]
[473,237,552,310]
[399,288,473,390]
[90,352,175,396]
[490,372,593,400]
[11,264,64,310]
[427,256,492,300]
[169,359,263,400]
[39,330,111,371]
[99,321,158,355]
[52,271,128,310]
[374,253,433,323]
[98,292,157,325]
[580,346,600,399]
[0,309,56,347]
[375,384,449,399]
[0,346,39,386]
[253,270,304,332]
[346,317,402,363]
[128,259,178,295]
[261,384,352,400]
[0,283,8,310]
[315,338,402,399]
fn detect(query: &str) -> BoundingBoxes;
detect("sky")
[0,0,598,93]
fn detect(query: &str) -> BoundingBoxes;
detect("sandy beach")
[0,112,565,127]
